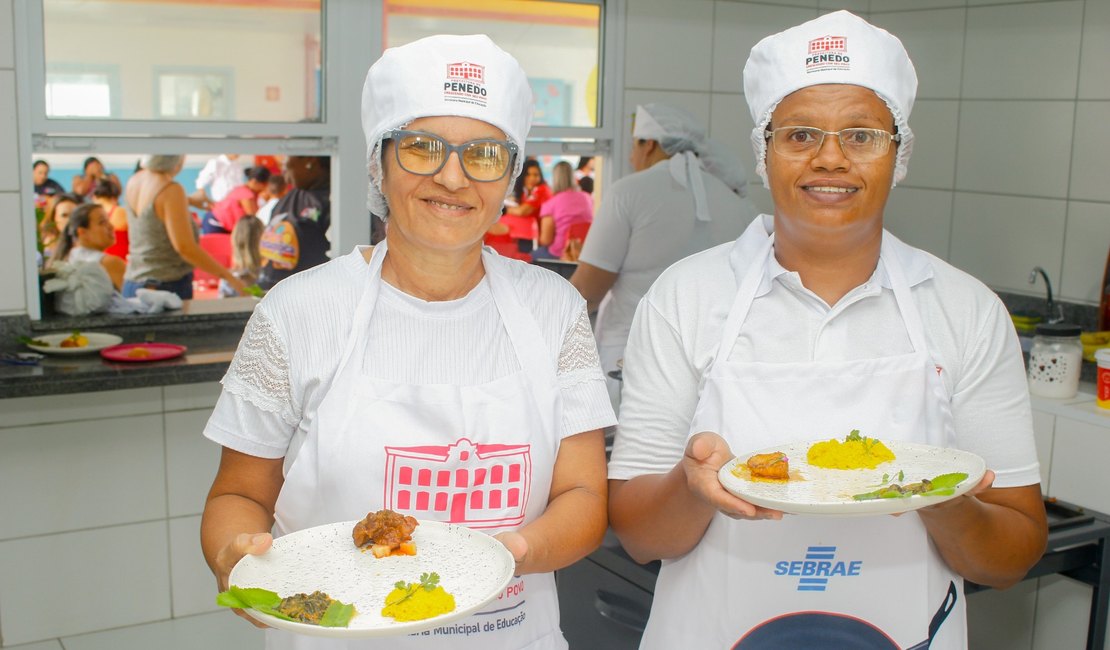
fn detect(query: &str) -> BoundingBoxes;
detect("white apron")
[268,242,566,650]
[641,219,966,650]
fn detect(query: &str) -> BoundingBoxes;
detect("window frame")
[45,63,122,119]
[15,0,623,320]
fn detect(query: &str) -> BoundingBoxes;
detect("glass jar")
[1027,323,1083,399]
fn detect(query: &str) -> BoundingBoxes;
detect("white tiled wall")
[868,0,1110,304]
[618,0,1110,305]
[0,383,224,647]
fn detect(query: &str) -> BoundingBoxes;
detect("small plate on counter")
[100,342,187,362]
[23,332,123,355]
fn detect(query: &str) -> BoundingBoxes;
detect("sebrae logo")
[774,545,862,592]
[806,35,850,73]
[444,61,488,107]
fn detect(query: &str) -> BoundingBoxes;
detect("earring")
[306,163,314,169]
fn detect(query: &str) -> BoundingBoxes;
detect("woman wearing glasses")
[608,12,1046,649]
[200,35,614,650]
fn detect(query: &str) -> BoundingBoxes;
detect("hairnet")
[742,10,917,188]
[361,34,535,219]
[633,103,748,198]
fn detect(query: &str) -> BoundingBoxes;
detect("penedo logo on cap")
[806,35,850,73]
[444,61,488,107]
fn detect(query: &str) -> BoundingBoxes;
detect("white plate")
[229,519,516,638]
[718,440,986,517]
[24,332,123,355]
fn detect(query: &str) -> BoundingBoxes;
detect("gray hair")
[144,155,184,173]
[551,161,574,194]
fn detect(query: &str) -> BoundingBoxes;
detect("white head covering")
[632,103,748,223]
[361,34,535,219]
[743,10,918,188]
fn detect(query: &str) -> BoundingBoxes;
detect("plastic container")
[1027,323,1083,399]
[1097,348,1110,410]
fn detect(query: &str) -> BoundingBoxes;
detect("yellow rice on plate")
[807,430,895,470]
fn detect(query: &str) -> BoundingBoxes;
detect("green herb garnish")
[852,472,969,501]
[18,335,50,347]
[388,572,441,607]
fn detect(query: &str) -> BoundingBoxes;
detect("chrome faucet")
[1029,266,1064,324]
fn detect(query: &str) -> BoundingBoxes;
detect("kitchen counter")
[0,297,256,399]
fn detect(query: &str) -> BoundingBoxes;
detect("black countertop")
[0,298,256,399]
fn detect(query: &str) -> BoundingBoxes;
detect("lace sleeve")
[556,305,604,385]
[222,308,299,426]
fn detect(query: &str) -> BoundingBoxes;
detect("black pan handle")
[905,580,958,650]
[594,589,650,632]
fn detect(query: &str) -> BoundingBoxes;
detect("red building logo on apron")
[383,438,531,529]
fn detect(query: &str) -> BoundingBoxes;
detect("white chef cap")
[632,103,748,222]
[361,34,535,219]
[743,10,918,188]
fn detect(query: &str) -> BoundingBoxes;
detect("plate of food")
[717,430,986,516]
[100,342,187,362]
[222,510,516,638]
[21,331,123,355]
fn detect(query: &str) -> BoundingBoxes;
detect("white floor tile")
[0,522,170,645]
[962,2,1082,100]
[899,100,959,190]
[710,2,817,93]
[0,414,166,540]
[2,640,63,650]
[955,101,1074,199]
[883,187,954,261]
[1060,201,1110,304]
[169,516,221,618]
[163,382,222,412]
[949,192,1067,294]
[165,409,221,517]
[58,611,264,650]
[625,0,713,92]
[871,8,966,100]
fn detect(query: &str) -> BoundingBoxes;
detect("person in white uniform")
[607,12,1047,650]
[570,103,757,411]
[201,34,615,650]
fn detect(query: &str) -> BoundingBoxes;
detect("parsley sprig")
[389,572,441,606]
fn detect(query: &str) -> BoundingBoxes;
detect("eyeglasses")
[765,126,900,162]
[386,130,518,182]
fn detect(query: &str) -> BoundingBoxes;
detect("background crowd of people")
[33,153,329,306]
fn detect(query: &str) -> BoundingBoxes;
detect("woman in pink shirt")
[203,166,271,234]
[532,161,592,261]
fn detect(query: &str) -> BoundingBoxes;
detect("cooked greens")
[216,585,356,627]
[852,472,969,501]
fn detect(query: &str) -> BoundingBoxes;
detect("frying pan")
[732,581,957,650]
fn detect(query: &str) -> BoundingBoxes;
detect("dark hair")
[267,174,286,192]
[50,203,103,265]
[82,157,103,173]
[33,160,49,170]
[576,156,593,170]
[245,166,272,184]
[577,176,594,194]
[513,159,545,203]
[92,178,120,200]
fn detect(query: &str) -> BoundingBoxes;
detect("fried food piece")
[746,452,789,480]
[277,591,336,625]
[59,332,89,348]
[352,509,419,558]
[126,346,152,358]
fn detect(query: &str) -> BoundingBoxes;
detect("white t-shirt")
[255,197,279,226]
[205,247,616,469]
[609,219,1041,489]
[195,155,245,203]
[577,159,758,361]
